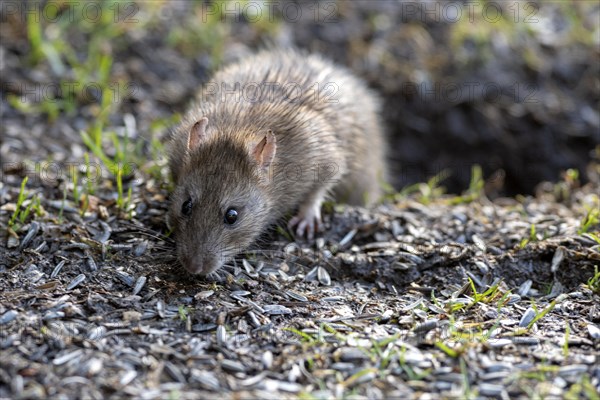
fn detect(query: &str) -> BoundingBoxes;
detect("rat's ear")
[187,117,209,151]
[252,130,276,170]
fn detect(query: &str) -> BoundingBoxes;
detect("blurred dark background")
[2,0,599,195]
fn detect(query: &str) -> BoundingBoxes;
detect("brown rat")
[167,49,387,275]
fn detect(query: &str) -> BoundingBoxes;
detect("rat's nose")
[183,253,219,275]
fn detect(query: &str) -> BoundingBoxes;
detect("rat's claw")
[288,216,307,237]
[288,205,322,240]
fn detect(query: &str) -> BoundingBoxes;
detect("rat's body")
[167,49,386,275]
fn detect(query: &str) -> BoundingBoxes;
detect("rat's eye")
[181,198,193,216]
[224,208,238,225]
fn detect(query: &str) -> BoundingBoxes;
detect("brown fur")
[167,49,387,275]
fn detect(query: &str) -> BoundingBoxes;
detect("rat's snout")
[181,251,222,275]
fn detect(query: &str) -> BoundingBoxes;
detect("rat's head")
[168,118,276,276]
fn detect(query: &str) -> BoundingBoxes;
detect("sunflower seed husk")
[285,291,308,302]
[263,305,292,315]
[19,221,39,249]
[317,266,331,286]
[0,310,18,325]
[50,260,66,279]
[519,307,537,328]
[133,276,146,295]
[66,274,86,290]
[216,325,227,346]
[221,359,246,373]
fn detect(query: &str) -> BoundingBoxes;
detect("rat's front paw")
[288,204,322,240]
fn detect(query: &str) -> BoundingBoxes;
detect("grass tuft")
[578,207,599,234]
[585,266,600,294]
[527,300,557,330]
[9,177,34,228]
[449,165,485,205]
[397,169,449,204]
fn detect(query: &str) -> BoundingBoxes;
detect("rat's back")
[192,49,388,206]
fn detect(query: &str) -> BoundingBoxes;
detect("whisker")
[118,221,174,243]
